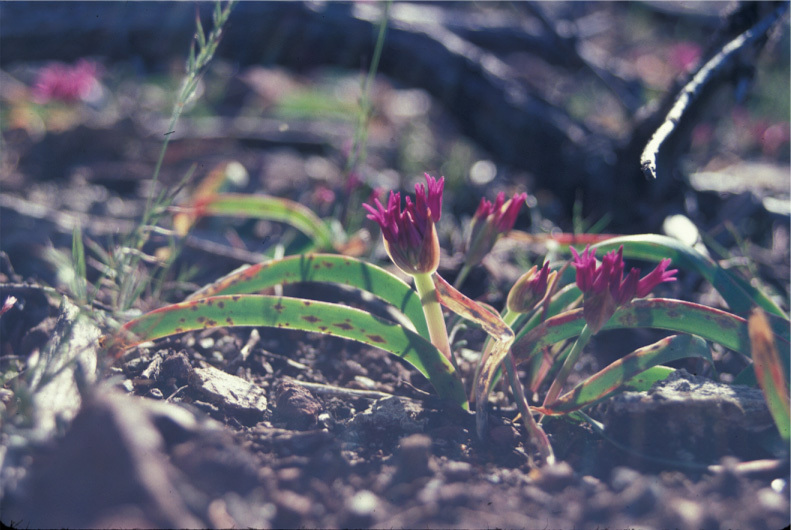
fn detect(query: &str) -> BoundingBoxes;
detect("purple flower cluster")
[465,191,527,267]
[572,245,677,331]
[473,192,526,234]
[364,173,444,275]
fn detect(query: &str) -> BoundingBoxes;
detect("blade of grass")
[622,365,676,392]
[108,294,467,408]
[186,253,429,337]
[71,224,87,304]
[537,334,711,414]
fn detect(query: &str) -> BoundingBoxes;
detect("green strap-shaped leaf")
[512,298,790,365]
[112,294,467,409]
[591,234,788,319]
[195,193,335,250]
[622,365,676,392]
[187,254,429,338]
[748,308,790,441]
[538,334,711,415]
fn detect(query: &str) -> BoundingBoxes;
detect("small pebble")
[610,466,640,493]
[443,460,473,482]
[757,487,786,512]
[347,489,379,517]
[534,461,575,491]
[669,498,704,528]
[394,433,433,482]
[274,380,322,430]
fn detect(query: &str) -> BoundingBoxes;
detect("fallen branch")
[640,2,789,181]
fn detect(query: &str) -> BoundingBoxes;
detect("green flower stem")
[413,272,454,365]
[543,322,594,407]
[453,263,474,289]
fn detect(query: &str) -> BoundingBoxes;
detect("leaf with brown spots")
[186,254,429,338]
[109,294,467,409]
[537,334,711,415]
[512,298,789,367]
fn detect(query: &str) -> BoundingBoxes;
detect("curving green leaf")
[622,365,676,392]
[192,193,335,250]
[748,307,790,441]
[590,234,787,319]
[512,298,790,366]
[187,254,429,338]
[512,282,581,342]
[538,334,711,415]
[110,294,467,409]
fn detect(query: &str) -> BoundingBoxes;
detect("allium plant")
[363,174,454,364]
[543,245,677,406]
[107,172,791,460]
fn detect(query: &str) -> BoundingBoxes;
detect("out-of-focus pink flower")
[364,173,444,275]
[32,59,101,103]
[312,186,336,205]
[668,42,701,73]
[345,171,363,195]
[760,122,790,157]
[572,245,677,332]
[507,262,556,313]
[464,191,527,268]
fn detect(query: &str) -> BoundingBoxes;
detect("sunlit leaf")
[186,193,335,251]
[174,162,246,235]
[538,334,711,414]
[622,365,675,392]
[107,294,467,408]
[187,253,429,338]
[591,234,787,319]
[748,307,790,442]
[512,298,790,367]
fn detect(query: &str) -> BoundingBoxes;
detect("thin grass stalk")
[115,1,234,311]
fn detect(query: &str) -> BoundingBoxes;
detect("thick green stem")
[543,322,594,406]
[413,272,453,364]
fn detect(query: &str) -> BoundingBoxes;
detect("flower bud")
[464,192,527,268]
[506,262,555,313]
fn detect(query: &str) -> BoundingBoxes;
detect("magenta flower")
[465,192,527,267]
[507,262,556,313]
[32,59,101,103]
[364,173,444,275]
[571,245,677,332]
